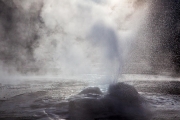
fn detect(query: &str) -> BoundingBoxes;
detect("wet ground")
[0,75,180,120]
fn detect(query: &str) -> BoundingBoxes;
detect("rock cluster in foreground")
[69,83,151,120]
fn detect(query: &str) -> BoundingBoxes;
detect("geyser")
[0,0,149,84]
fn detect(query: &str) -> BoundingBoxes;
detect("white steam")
[0,0,150,84]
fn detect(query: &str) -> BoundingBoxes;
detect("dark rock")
[78,87,103,95]
[108,83,140,103]
[69,83,150,120]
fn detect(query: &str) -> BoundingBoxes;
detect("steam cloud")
[0,0,153,82]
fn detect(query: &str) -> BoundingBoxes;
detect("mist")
[1,1,180,120]
[0,0,151,84]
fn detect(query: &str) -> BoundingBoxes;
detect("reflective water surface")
[0,75,180,120]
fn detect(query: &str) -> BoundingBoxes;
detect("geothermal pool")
[0,74,180,120]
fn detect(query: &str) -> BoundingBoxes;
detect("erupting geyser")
[0,0,150,84]
[1,1,180,120]
[0,0,152,120]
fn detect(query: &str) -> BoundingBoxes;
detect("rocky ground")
[0,76,180,120]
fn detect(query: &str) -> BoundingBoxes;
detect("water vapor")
[0,0,149,83]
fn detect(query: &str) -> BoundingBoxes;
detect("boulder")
[69,83,150,120]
